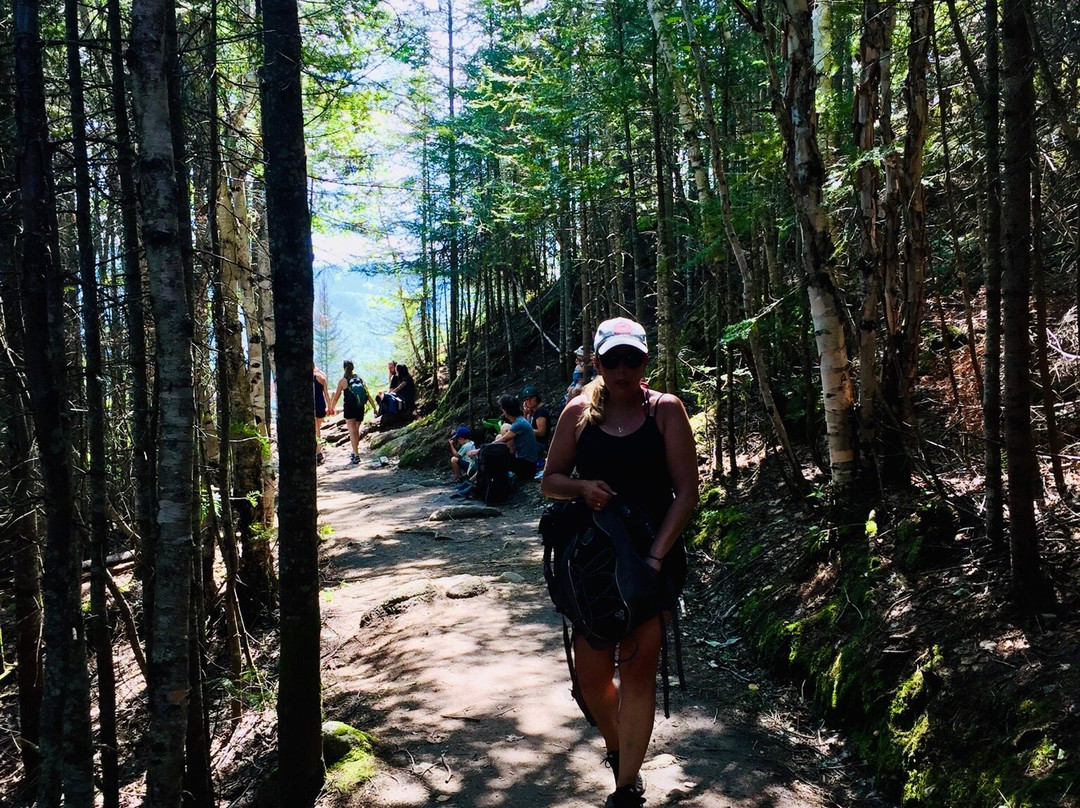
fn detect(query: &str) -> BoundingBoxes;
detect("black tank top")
[574,394,686,598]
[576,410,673,528]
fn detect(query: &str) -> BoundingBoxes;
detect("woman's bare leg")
[573,638,620,752]
[612,617,662,787]
[347,418,360,456]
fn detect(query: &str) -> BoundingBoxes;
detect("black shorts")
[343,401,364,421]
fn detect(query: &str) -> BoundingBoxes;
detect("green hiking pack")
[347,375,369,406]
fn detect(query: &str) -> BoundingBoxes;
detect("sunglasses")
[599,350,646,370]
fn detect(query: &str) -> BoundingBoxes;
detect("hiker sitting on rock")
[449,425,476,482]
[377,363,415,417]
[375,360,398,413]
[521,385,552,452]
[556,345,591,413]
[470,394,539,482]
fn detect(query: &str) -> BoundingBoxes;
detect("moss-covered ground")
[690,471,1079,808]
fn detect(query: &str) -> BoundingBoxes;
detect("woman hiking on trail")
[314,363,333,465]
[541,316,698,808]
[330,359,368,464]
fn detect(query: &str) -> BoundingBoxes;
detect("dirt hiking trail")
[311,440,890,808]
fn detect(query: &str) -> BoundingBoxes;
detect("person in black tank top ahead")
[329,359,368,464]
[313,363,332,465]
[541,317,699,808]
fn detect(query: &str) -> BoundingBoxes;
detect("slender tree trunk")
[880,0,932,485]
[984,0,1005,547]
[1023,4,1080,350]
[0,36,43,780]
[262,0,325,800]
[107,0,155,570]
[238,175,277,526]
[220,172,277,620]
[182,579,214,808]
[0,343,43,779]
[447,0,460,382]
[932,25,984,404]
[651,38,676,393]
[748,0,857,487]
[66,1,119,802]
[204,10,246,726]
[419,140,435,387]
[854,0,891,483]
[1030,154,1067,497]
[252,178,277,400]
[15,0,95,802]
[1001,0,1053,610]
[677,0,804,489]
[130,0,197,801]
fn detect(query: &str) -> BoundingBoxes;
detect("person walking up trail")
[330,359,370,464]
[542,316,699,808]
[314,363,332,465]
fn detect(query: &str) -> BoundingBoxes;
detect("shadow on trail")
[310,460,886,808]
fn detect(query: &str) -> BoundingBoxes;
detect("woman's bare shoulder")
[562,394,587,416]
[649,389,689,423]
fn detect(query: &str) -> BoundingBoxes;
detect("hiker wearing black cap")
[521,385,552,450]
[541,316,698,808]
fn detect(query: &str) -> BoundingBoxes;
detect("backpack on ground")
[347,375,369,407]
[473,442,514,504]
[539,498,685,722]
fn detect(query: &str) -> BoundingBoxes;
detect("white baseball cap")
[593,317,648,356]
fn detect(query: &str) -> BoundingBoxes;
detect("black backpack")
[473,442,514,504]
[541,500,664,650]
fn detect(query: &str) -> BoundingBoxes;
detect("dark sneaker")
[604,784,645,808]
[316,453,325,466]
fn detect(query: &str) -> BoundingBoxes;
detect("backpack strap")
[657,608,686,719]
[659,613,670,718]
[672,605,686,689]
[564,620,596,726]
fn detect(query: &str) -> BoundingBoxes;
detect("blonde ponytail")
[576,376,607,428]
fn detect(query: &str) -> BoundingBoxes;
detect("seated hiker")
[449,425,476,482]
[472,394,539,482]
[375,360,399,413]
[521,385,552,452]
[378,363,416,417]
[557,346,591,412]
